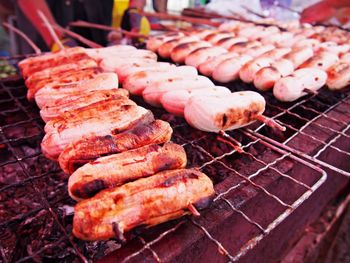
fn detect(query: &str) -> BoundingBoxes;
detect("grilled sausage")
[198,52,239,77]
[261,32,294,46]
[273,68,327,101]
[327,62,350,90]
[116,62,175,83]
[158,36,199,58]
[259,48,292,60]
[229,41,261,53]
[40,89,129,122]
[27,67,103,101]
[185,46,227,68]
[160,86,231,116]
[25,58,98,88]
[100,58,157,72]
[184,91,265,132]
[34,72,119,109]
[41,105,153,160]
[292,38,320,50]
[170,41,212,63]
[319,42,350,55]
[299,51,339,70]
[254,59,294,91]
[142,76,214,107]
[19,47,86,78]
[212,55,252,83]
[204,32,235,44]
[283,47,314,68]
[44,97,136,133]
[85,45,137,60]
[239,57,274,83]
[146,32,185,52]
[123,66,198,95]
[59,120,172,174]
[244,44,275,58]
[215,36,248,49]
[73,168,215,241]
[68,142,186,200]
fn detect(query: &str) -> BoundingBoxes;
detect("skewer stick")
[241,6,267,19]
[37,10,64,51]
[112,222,126,243]
[52,25,102,48]
[139,11,220,27]
[217,130,244,153]
[188,203,200,217]
[303,88,318,96]
[256,115,286,132]
[69,20,149,39]
[3,22,41,54]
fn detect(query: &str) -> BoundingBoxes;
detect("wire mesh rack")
[232,83,350,177]
[0,72,327,262]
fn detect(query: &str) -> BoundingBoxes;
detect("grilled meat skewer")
[40,89,129,122]
[68,142,186,200]
[41,104,153,160]
[58,120,172,174]
[73,168,215,241]
[35,72,119,109]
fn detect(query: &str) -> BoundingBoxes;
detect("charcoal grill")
[0,55,348,263]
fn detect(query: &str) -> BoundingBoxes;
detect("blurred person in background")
[109,0,167,44]
[300,0,350,24]
[10,0,113,54]
[0,1,14,56]
[121,0,150,36]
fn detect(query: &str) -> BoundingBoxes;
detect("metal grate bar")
[314,124,350,158]
[190,218,236,261]
[120,221,186,263]
[138,236,161,263]
[248,88,350,176]
[221,197,266,233]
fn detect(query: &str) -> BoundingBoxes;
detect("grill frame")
[0,63,329,262]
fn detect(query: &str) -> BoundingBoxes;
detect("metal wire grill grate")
[1,70,326,262]
[208,79,350,176]
[246,86,350,176]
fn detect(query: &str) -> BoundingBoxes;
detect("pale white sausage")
[239,57,274,83]
[158,36,199,58]
[170,41,212,63]
[254,59,294,91]
[215,37,248,49]
[161,86,231,116]
[212,55,252,83]
[123,66,198,95]
[299,51,339,70]
[142,76,214,106]
[327,62,350,90]
[184,91,266,132]
[185,46,227,68]
[273,68,327,101]
[198,52,239,77]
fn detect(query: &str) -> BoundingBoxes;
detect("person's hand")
[107,31,123,43]
[300,1,336,23]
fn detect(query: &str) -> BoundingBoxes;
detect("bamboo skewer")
[52,25,102,48]
[69,20,148,39]
[3,22,41,54]
[37,10,64,51]
[139,11,221,27]
[256,115,286,132]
